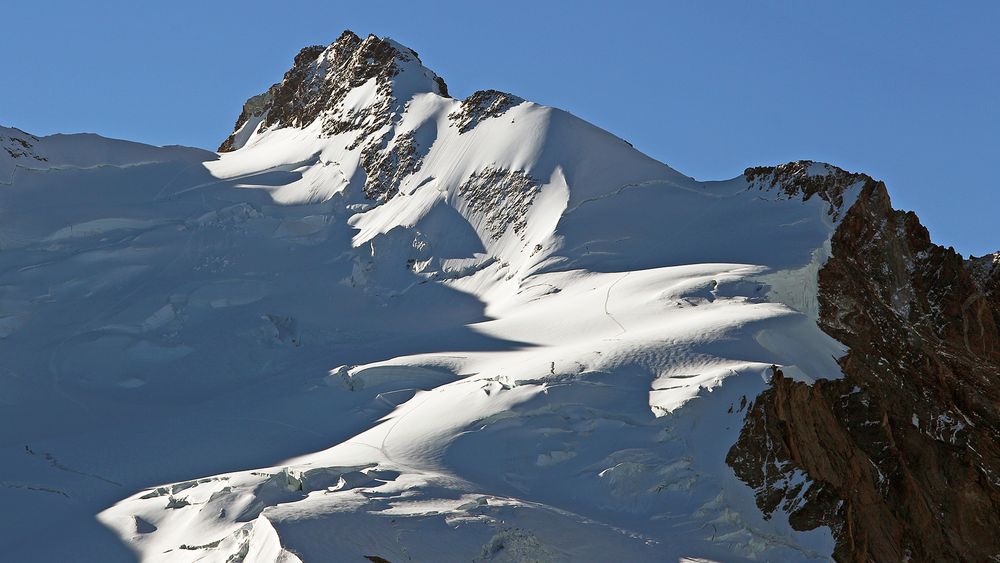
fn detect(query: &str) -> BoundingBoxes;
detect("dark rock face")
[729,173,1000,561]
[218,30,449,201]
[220,31,448,150]
[217,89,275,153]
[969,252,1000,324]
[360,130,424,203]
[448,90,525,134]
[458,166,539,240]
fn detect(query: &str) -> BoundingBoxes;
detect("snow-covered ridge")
[1,31,871,562]
[1,125,211,183]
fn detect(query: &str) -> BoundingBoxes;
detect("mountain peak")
[219,31,448,152]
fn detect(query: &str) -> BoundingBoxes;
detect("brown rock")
[217,31,450,203]
[728,171,1000,562]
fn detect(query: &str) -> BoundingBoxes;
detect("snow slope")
[1,33,864,562]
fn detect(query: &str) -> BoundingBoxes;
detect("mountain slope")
[0,31,995,563]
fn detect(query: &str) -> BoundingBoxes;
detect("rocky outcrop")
[1,128,46,162]
[359,130,424,202]
[220,31,448,151]
[216,89,276,152]
[448,89,525,134]
[745,160,867,220]
[729,173,1000,561]
[1,127,48,181]
[458,166,540,240]
[969,252,1000,325]
[217,31,448,202]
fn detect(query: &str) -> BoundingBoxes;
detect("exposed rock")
[216,88,275,152]
[1,128,47,162]
[2,127,49,182]
[449,89,525,134]
[217,31,448,203]
[478,527,555,561]
[359,129,424,202]
[165,495,190,509]
[133,515,157,534]
[969,252,1000,311]
[458,166,540,240]
[220,31,448,149]
[745,160,868,220]
[729,174,1000,562]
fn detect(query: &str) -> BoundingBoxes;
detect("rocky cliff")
[219,31,449,153]
[729,165,1000,562]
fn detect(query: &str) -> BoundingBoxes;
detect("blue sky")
[2,1,996,255]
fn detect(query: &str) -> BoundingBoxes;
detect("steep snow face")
[0,32,865,563]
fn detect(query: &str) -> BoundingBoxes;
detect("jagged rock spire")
[219,31,449,152]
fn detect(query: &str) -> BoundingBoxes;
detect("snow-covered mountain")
[1,31,997,562]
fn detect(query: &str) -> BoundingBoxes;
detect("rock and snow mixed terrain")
[1,32,997,562]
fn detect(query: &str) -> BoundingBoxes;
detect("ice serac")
[728,173,1000,562]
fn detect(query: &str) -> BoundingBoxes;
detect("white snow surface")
[0,44,858,563]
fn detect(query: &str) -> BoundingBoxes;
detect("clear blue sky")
[2,1,997,255]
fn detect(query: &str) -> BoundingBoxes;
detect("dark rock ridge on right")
[729,162,1000,562]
